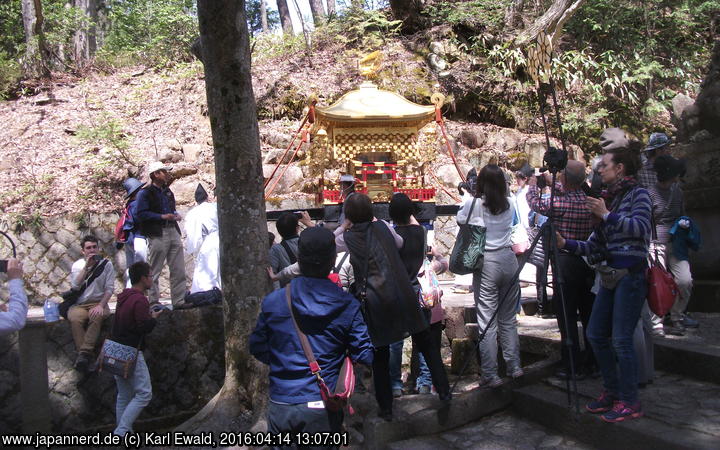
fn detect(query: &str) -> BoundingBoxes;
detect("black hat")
[653,155,686,182]
[195,183,208,204]
[297,227,336,270]
[123,178,146,199]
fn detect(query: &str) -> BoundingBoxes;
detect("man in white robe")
[184,184,221,294]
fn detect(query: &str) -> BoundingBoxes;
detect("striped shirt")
[526,184,593,240]
[648,183,685,244]
[565,186,652,269]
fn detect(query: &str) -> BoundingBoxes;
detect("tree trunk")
[696,39,720,136]
[308,0,326,26]
[277,0,293,34]
[178,0,271,432]
[389,0,428,33]
[260,0,269,33]
[72,0,98,69]
[504,0,525,29]
[514,0,586,46]
[20,0,50,78]
[326,0,336,17]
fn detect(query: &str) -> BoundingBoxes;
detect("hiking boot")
[601,401,643,423]
[586,391,616,413]
[74,352,91,373]
[479,376,503,388]
[682,315,699,329]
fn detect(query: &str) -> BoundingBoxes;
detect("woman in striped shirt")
[556,143,651,423]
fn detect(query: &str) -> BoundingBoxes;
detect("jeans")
[267,401,343,450]
[389,340,404,391]
[114,352,152,435]
[587,271,647,404]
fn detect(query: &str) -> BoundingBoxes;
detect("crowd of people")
[0,127,700,441]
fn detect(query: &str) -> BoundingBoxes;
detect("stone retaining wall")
[0,306,224,433]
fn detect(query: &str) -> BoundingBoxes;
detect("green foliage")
[320,6,403,49]
[246,0,280,36]
[0,1,23,55]
[425,0,505,32]
[0,51,21,99]
[101,0,198,67]
[75,111,141,175]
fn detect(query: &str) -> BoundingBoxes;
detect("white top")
[457,196,515,250]
[514,185,531,230]
[185,202,218,255]
[0,279,28,335]
[70,259,116,304]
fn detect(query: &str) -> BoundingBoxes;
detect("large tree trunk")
[260,0,269,33]
[72,0,98,69]
[178,0,271,432]
[308,0,326,26]
[277,0,293,34]
[20,0,50,78]
[514,0,586,46]
[696,39,720,136]
[326,0,336,17]
[389,0,429,34]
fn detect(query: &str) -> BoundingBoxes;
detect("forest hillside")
[1,1,716,224]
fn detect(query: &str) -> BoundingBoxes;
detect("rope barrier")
[427,165,461,203]
[264,105,314,189]
[264,130,307,199]
[435,106,466,184]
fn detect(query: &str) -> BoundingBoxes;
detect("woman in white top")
[457,164,522,387]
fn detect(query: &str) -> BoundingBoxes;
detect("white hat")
[147,161,172,176]
[339,174,355,183]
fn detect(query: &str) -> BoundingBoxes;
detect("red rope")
[264,130,307,199]
[428,165,461,203]
[264,106,313,189]
[435,106,466,184]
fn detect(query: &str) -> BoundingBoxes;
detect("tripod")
[449,169,581,414]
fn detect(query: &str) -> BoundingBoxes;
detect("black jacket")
[136,185,181,238]
[344,221,428,347]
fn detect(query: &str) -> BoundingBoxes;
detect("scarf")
[602,176,638,210]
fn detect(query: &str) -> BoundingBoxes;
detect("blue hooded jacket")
[249,276,373,404]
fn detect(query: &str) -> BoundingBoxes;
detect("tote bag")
[449,197,487,275]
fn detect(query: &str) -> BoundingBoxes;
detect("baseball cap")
[645,132,671,152]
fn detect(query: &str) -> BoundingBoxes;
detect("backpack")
[114,206,131,244]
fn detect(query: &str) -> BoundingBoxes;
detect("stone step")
[358,358,556,449]
[517,315,720,384]
[513,378,719,450]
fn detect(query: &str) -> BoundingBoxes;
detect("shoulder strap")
[334,252,350,274]
[280,240,297,264]
[286,285,321,376]
[76,259,109,296]
[464,197,478,225]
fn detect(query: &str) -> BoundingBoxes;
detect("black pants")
[267,401,343,450]
[553,253,596,371]
[372,326,449,413]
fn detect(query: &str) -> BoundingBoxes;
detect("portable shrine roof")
[316,82,435,123]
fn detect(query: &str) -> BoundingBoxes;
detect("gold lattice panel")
[332,127,419,163]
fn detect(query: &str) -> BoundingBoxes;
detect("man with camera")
[526,160,597,379]
[68,235,116,371]
[269,211,314,288]
[1,258,28,335]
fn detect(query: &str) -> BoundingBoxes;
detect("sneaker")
[510,368,524,379]
[651,325,666,337]
[479,376,503,388]
[601,401,643,423]
[667,322,685,336]
[378,409,393,421]
[682,315,699,329]
[392,388,402,398]
[586,391,616,413]
[417,385,431,395]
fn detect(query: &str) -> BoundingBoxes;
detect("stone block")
[443,306,467,341]
[55,229,77,248]
[450,338,479,375]
[160,148,183,164]
[182,144,203,162]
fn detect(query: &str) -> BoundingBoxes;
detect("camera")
[91,254,102,263]
[543,146,569,174]
[0,260,6,273]
[586,248,609,265]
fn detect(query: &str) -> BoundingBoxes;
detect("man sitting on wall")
[68,235,116,372]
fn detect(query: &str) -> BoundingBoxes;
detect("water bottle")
[44,299,60,322]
